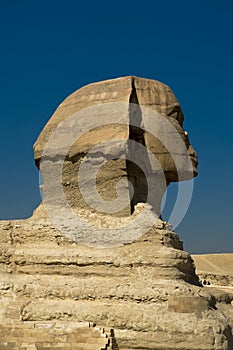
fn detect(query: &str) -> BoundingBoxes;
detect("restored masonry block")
[0,322,116,350]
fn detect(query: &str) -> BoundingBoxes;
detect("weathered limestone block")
[0,211,233,349]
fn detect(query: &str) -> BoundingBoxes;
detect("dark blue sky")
[0,0,232,253]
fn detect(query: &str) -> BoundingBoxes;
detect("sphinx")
[34,76,198,246]
[0,77,232,350]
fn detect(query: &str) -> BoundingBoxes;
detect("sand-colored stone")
[1,208,233,349]
[193,254,233,287]
[0,322,114,350]
[0,77,232,349]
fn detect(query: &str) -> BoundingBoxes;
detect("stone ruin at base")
[0,76,233,350]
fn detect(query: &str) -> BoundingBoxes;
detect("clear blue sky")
[0,0,232,253]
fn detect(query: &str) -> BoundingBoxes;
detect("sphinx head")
[34,76,198,219]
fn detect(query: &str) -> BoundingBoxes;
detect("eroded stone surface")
[0,208,233,349]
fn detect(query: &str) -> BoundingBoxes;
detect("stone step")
[0,334,106,343]
[66,335,108,343]
[0,342,109,350]
[36,344,108,350]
